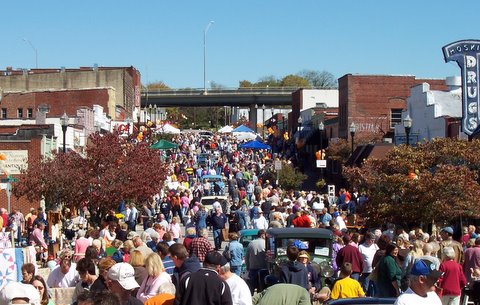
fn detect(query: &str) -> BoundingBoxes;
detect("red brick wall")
[2,89,110,119]
[0,137,43,214]
[338,74,447,138]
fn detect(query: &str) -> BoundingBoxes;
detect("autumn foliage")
[344,138,480,227]
[13,132,168,214]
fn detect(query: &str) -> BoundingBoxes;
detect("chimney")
[445,76,461,92]
[36,104,50,125]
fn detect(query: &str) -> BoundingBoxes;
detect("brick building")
[0,125,55,213]
[338,74,448,140]
[0,66,141,214]
[0,88,113,122]
[0,66,141,120]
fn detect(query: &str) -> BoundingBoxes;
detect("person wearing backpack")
[223,232,244,276]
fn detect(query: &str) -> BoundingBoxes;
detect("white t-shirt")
[335,216,346,231]
[359,242,379,273]
[394,288,442,305]
[226,273,253,305]
[47,263,80,288]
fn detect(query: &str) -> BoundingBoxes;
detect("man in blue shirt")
[318,208,332,228]
[157,242,175,275]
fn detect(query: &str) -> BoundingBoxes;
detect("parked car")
[197,153,210,166]
[239,229,260,250]
[238,229,260,274]
[326,298,396,305]
[201,174,226,195]
[265,227,335,285]
[199,195,228,212]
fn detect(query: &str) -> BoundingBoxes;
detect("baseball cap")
[410,259,443,281]
[127,231,139,240]
[298,252,310,259]
[204,251,228,266]
[108,263,140,290]
[0,282,41,305]
[441,227,454,235]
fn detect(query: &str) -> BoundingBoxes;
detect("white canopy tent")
[233,132,258,141]
[156,123,180,134]
[218,125,234,133]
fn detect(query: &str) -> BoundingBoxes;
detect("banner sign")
[0,150,28,174]
[443,40,480,135]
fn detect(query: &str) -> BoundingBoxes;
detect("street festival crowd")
[1,131,480,305]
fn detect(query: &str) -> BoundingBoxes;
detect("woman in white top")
[136,252,172,302]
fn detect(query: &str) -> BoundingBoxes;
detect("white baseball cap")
[108,263,140,290]
[0,282,41,305]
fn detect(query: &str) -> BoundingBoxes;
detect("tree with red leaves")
[13,132,168,215]
[343,138,480,228]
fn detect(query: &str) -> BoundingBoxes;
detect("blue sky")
[1,1,479,89]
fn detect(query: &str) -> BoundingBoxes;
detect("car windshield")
[240,234,257,248]
[202,176,222,183]
[268,236,332,264]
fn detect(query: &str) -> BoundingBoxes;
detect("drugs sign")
[443,40,480,135]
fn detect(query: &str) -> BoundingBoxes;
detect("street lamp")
[153,104,158,123]
[203,20,215,95]
[349,122,356,156]
[22,38,38,68]
[297,116,303,137]
[403,114,412,146]
[319,122,325,159]
[262,104,266,139]
[60,112,69,153]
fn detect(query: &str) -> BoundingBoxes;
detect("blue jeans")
[351,272,360,281]
[213,228,222,250]
[127,221,136,231]
[359,273,376,297]
[248,269,260,295]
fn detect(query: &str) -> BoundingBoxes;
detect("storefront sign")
[443,40,480,135]
[0,150,28,174]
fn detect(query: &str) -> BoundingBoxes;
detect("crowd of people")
[1,131,480,305]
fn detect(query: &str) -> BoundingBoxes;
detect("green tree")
[210,81,226,89]
[145,81,170,91]
[278,161,307,190]
[239,80,254,88]
[280,74,310,88]
[298,70,337,88]
[344,138,480,227]
[255,75,280,87]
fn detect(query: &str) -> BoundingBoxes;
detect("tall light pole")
[262,104,266,139]
[203,20,215,95]
[22,38,38,69]
[297,116,303,136]
[349,122,356,157]
[60,112,69,153]
[403,114,412,146]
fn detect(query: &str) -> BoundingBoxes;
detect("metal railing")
[142,87,300,96]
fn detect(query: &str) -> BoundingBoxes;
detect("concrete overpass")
[140,88,296,130]
[140,88,295,107]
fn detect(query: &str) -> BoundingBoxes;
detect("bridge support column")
[249,104,258,134]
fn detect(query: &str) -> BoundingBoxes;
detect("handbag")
[223,246,232,261]
[221,228,229,241]
[367,267,378,281]
[368,260,380,281]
